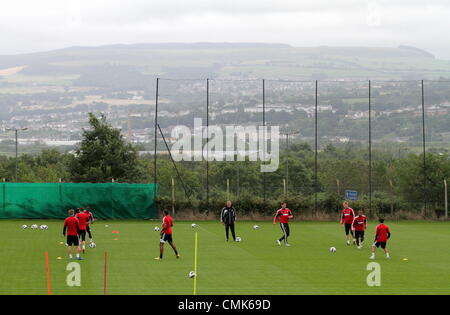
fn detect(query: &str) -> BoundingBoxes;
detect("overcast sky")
[2,0,450,58]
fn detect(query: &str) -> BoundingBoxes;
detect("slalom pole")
[193,231,198,295]
[104,251,108,295]
[45,251,51,295]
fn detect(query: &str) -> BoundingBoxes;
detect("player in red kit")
[84,207,95,244]
[155,210,179,261]
[76,208,89,253]
[340,201,355,246]
[351,209,367,249]
[370,218,391,260]
[273,201,294,246]
[63,209,82,260]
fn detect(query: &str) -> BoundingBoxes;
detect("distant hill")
[0,43,449,81]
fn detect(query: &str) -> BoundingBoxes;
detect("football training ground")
[1,220,449,295]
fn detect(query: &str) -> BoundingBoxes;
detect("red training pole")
[45,251,51,295]
[103,252,108,295]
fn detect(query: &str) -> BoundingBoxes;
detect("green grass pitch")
[0,220,449,295]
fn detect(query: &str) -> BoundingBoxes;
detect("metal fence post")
[153,78,159,204]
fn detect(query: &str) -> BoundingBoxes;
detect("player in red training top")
[63,209,82,260]
[84,207,95,244]
[273,201,294,246]
[76,208,89,253]
[370,218,391,260]
[155,210,179,261]
[340,201,356,246]
[351,209,367,249]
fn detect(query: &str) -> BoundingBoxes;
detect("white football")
[40,225,48,230]
[31,224,38,229]
[236,237,242,242]
[253,225,260,230]
[154,226,160,231]
[188,271,196,278]
[21,224,28,229]
[329,247,337,253]
[89,242,96,248]
[191,223,197,228]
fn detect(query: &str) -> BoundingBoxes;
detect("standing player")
[63,209,82,260]
[76,208,89,254]
[84,207,95,244]
[273,201,294,246]
[155,210,179,261]
[220,200,237,242]
[340,201,356,246]
[370,218,391,260]
[351,209,367,249]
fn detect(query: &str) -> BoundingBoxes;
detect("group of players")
[63,207,95,260]
[155,200,391,261]
[340,201,391,259]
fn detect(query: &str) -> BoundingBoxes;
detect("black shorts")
[344,224,353,235]
[79,230,86,241]
[355,230,365,238]
[67,235,79,246]
[374,242,386,249]
[160,233,173,244]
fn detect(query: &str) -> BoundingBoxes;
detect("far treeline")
[0,113,448,220]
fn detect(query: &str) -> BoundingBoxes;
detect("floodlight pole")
[6,127,27,182]
[262,79,266,202]
[314,80,318,214]
[445,179,448,220]
[154,78,159,203]
[368,80,372,213]
[421,80,427,214]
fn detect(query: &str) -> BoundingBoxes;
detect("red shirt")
[352,215,367,231]
[341,208,355,224]
[274,208,293,224]
[84,211,94,225]
[162,216,173,234]
[375,224,391,243]
[64,216,80,236]
[76,212,89,230]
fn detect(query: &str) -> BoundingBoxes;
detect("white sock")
[82,245,85,250]
[69,254,72,259]
[76,253,80,258]
[386,253,390,258]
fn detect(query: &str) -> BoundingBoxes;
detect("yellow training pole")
[193,231,198,295]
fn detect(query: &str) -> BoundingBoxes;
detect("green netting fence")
[0,183,158,219]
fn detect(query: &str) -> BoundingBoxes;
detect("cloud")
[1,0,450,58]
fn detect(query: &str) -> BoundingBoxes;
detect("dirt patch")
[0,65,26,76]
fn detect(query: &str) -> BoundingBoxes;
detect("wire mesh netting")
[151,78,450,216]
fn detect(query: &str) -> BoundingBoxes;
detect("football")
[21,224,27,229]
[253,225,260,230]
[236,237,242,242]
[191,223,197,228]
[40,225,48,230]
[329,247,337,253]
[154,226,160,231]
[188,271,196,278]
[89,242,96,248]
[31,224,38,229]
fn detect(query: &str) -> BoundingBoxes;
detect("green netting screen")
[0,183,158,219]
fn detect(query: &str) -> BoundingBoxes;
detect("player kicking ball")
[155,210,180,261]
[340,201,356,246]
[273,201,294,246]
[370,218,391,260]
[63,209,83,260]
[76,208,89,253]
[351,209,367,249]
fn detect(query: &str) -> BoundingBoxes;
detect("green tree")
[69,113,143,183]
